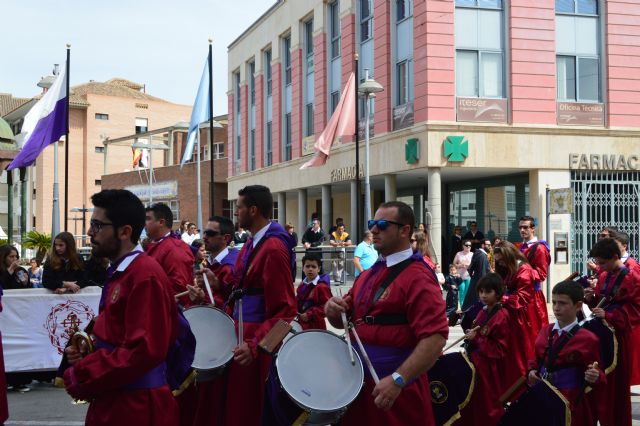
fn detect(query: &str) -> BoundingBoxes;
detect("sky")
[0,0,275,115]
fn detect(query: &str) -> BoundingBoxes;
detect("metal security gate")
[571,171,640,274]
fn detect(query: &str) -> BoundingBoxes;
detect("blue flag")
[181,54,211,167]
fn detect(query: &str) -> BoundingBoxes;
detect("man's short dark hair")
[552,280,584,304]
[469,221,477,226]
[476,273,505,298]
[519,215,536,227]
[301,254,322,268]
[145,202,173,228]
[590,238,621,260]
[91,190,145,244]
[612,230,629,248]
[238,185,273,219]
[209,215,234,237]
[378,201,415,230]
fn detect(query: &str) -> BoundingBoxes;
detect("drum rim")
[275,329,365,413]
[183,304,236,370]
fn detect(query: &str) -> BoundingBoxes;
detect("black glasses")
[464,244,472,247]
[203,229,221,238]
[410,238,417,243]
[367,219,405,231]
[89,219,114,233]
[518,225,531,230]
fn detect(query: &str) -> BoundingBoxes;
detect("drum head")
[276,330,364,412]
[183,306,236,370]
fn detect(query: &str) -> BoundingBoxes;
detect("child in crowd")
[528,280,605,426]
[296,254,332,330]
[458,273,510,425]
[443,264,461,318]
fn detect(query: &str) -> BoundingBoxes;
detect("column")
[230,200,237,223]
[297,189,307,239]
[350,180,360,240]
[321,185,332,232]
[428,168,442,264]
[277,192,286,225]
[384,174,397,202]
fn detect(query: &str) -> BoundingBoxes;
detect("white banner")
[1,287,100,372]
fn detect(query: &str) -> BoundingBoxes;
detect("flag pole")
[354,53,360,243]
[196,126,203,233]
[208,38,215,217]
[63,44,70,232]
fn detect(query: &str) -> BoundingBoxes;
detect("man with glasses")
[325,201,448,426]
[463,221,484,251]
[518,215,550,336]
[64,190,179,425]
[144,203,195,307]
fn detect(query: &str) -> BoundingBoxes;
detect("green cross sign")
[443,136,469,162]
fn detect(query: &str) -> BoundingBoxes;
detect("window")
[213,142,225,159]
[222,199,233,219]
[360,0,373,42]
[265,49,273,96]
[359,0,375,123]
[95,146,104,153]
[330,91,340,113]
[94,179,101,186]
[305,104,314,136]
[95,113,109,120]
[233,71,241,172]
[284,113,292,161]
[264,49,273,167]
[249,62,256,106]
[169,200,180,222]
[396,60,414,105]
[284,36,292,85]
[135,118,148,134]
[283,35,292,161]
[249,61,256,171]
[304,19,315,137]
[556,0,600,102]
[265,122,273,166]
[397,0,413,20]
[329,1,341,59]
[395,0,414,106]
[328,1,341,116]
[455,1,504,98]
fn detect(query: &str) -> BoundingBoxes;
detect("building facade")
[228,0,640,288]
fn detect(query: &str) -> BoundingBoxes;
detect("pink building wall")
[373,0,392,133]
[313,32,328,141]
[341,13,356,144]
[291,48,303,159]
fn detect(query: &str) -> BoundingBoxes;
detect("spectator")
[411,231,435,269]
[435,263,446,295]
[42,232,84,294]
[285,223,298,246]
[191,238,209,275]
[328,217,344,234]
[443,264,461,317]
[302,219,325,250]
[417,222,427,233]
[461,239,491,311]
[353,231,378,278]
[329,223,351,282]
[28,258,43,288]
[233,223,249,248]
[81,254,109,287]
[463,221,485,251]
[453,239,473,305]
[181,222,200,245]
[0,245,30,290]
[449,225,463,265]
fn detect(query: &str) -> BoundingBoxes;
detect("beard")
[91,237,120,260]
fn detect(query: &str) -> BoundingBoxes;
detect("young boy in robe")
[458,273,510,426]
[528,280,605,426]
[296,254,332,330]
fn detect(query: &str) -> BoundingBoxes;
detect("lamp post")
[70,206,94,247]
[357,70,383,226]
[131,142,170,206]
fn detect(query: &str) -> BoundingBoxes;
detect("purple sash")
[356,343,412,381]
[540,366,581,390]
[233,294,266,323]
[95,339,167,390]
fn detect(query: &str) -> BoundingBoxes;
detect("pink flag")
[300,72,355,169]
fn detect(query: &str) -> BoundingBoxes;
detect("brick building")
[227,0,640,290]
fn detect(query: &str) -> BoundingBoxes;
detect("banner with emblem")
[0,287,100,372]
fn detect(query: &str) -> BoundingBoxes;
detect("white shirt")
[181,232,197,245]
[302,275,321,286]
[251,222,271,248]
[525,237,539,245]
[116,245,144,273]
[208,247,230,265]
[382,246,413,267]
[552,318,579,336]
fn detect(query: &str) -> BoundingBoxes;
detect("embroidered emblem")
[111,284,121,303]
[567,351,580,362]
[480,325,490,336]
[43,300,95,355]
[430,380,449,404]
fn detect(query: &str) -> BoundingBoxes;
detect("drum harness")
[538,322,582,382]
[225,237,269,308]
[596,267,629,311]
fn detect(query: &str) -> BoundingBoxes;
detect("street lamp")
[70,206,94,247]
[131,142,170,205]
[358,69,384,226]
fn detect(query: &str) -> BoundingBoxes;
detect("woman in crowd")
[0,244,30,289]
[285,223,298,246]
[42,232,84,294]
[233,223,249,248]
[28,258,43,288]
[411,231,435,269]
[453,239,473,304]
[191,238,208,275]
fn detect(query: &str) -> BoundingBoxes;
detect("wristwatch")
[392,372,406,388]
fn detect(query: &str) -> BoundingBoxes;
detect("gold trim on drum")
[541,378,572,426]
[172,369,198,397]
[602,319,618,376]
[440,351,477,426]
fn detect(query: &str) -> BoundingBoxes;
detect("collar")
[479,248,487,254]
[552,318,578,336]
[154,231,172,243]
[382,246,413,267]
[303,275,320,286]
[115,245,144,273]
[526,237,538,245]
[622,252,629,263]
[251,222,271,247]
[210,247,230,264]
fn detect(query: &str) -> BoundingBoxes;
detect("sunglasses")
[410,238,417,243]
[203,229,221,238]
[518,225,531,230]
[367,219,405,231]
[464,244,472,247]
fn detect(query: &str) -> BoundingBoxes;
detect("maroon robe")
[527,324,605,426]
[223,232,297,426]
[146,235,195,307]
[458,305,510,426]
[588,266,640,426]
[65,252,179,426]
[520,241,550,337]
[340,256,448,426]
[0,291,8,424]
[296,275,332,330]
[501,264,538,387]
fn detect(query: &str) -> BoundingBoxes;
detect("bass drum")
[266,330,364,425]
[581,318,618,375]
[182,305,236,382]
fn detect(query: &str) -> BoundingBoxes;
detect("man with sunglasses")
[144,203,195,307]
[63,190,179,425]
[325,201,448,426]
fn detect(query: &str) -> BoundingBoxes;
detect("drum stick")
[443,326,480,352]
[341,312,355,365]
[202,273,215,307]
[499,376,527,405]
[175,289,190,299]
[238,298,244,346]
[350,326,380,384]
[565,272,580,281]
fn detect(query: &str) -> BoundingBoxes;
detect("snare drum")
[266,330,364,425]
[182,305,236,382]
[282,319,303,345]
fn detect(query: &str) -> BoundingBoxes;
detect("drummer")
[585,238,640,426]
[325,201,448,426]
[528,280,604,426]
[63,189,179,425]
[296,254,332,330]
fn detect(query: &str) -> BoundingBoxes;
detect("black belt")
[228,287,264,302]
[358,314,408,325]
